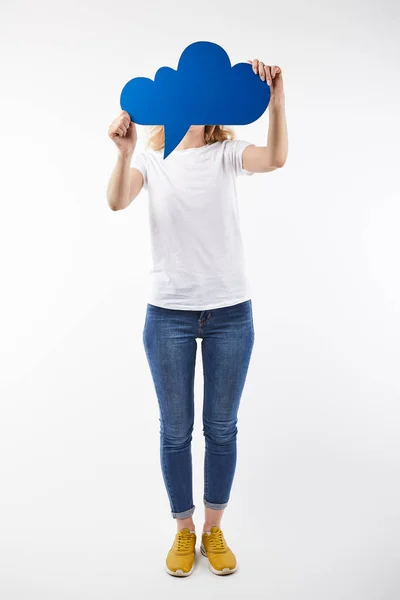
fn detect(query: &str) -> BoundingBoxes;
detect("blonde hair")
[145,125,235,151]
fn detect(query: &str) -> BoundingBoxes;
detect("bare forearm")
[266,96,288,167]
[106,150,133,211]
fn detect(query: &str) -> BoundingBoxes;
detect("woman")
[106,59,288,576]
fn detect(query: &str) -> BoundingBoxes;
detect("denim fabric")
[142,299,255,519]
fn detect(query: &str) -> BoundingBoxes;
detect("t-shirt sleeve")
[227,139,255,176]
[130,151,148,190]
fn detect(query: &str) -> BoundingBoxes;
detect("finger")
[126,123,135,136]
[273,65,281,77]
[270,66,276,78]
[115,126,124,137]
[252,58,259,74]
[117,114,129,128]
[258,61,265,81]
[117,125,127,137]
[265,65,272,86]
[273,66,281,78]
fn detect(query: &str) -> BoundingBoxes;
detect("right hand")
[108,110,137,155]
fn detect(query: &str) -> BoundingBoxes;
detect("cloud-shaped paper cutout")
[120,41,270,158]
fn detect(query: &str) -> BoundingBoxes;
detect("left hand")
[247,59,284,101]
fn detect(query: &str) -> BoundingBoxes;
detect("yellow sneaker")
[165,528,196,577]
[201,526,237,575]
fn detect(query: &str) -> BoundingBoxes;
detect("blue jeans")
[142,299,255,519]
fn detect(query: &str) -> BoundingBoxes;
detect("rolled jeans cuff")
[171,505,195,520]
[203,498,229,510]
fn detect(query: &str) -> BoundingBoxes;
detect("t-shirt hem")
[146,295,252,311]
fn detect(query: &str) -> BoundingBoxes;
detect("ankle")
[177,517,195,532]
[203,522,221,533]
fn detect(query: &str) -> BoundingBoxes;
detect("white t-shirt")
[131,139,255,310]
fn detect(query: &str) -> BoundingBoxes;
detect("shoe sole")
[165,550,195,577]
[165,564,194,577]
[200,543,238,575]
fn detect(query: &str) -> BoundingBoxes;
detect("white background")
[1,0,400,598]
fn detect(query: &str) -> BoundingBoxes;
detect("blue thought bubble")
[120,41,270,159]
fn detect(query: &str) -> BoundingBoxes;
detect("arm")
[106,110,144,211]
[106,152,144,211]
[242,60,288,173]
